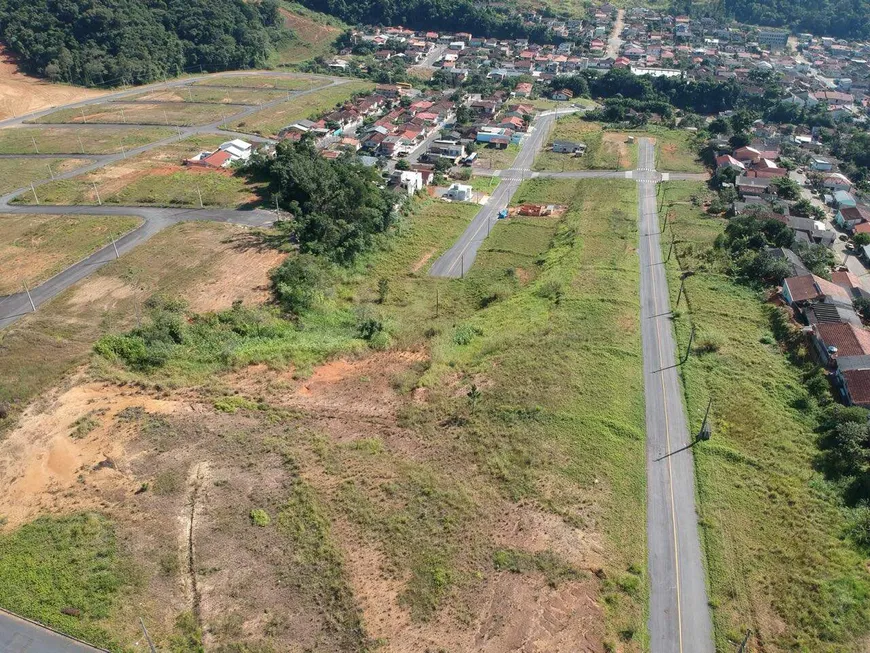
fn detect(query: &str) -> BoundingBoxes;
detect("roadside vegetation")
[0,213,142,295]
[534,117,633,171]
[661,181,870,652]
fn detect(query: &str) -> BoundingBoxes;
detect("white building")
[445,183,473,202]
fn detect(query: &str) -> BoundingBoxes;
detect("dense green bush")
[269,254,333,315]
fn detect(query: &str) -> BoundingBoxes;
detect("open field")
[662,181,870,652]
[13,136,265,208]
[0,126,175,154]
[32,101,242,127]
[273,3,348,65]
[525,97,597,111]
[533,118,634,171]
[0,213,142,295]
[0,179,647,651]
[474,143,520,170]
[0,157,91,194]
[123,86,289,105]
[193,74,330,91]
[0,47,108,121]
[646,129,703,173]
[227,80,373,137]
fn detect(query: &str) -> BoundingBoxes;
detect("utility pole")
[92,181,102,205]
[196,186,204,208]
[46,163,54,180]
[80,107,87,123]
[697,397,713,441]
[665,237,674,263]
[436,287,439,317]
[139,618,157,653]
[164,110,170,126]
[682,325,696,364]
[120,106,126,123]
[30,182,39,205]
[120,142,127,159]
[77,135,85,154]
[676,276,685,307]
[737,630,752,653]
[274,195,280,218]
[31,135,39,154]
[111,234,120,259]
[22,281,36,312]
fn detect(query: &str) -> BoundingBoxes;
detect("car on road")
[498,208,508,219]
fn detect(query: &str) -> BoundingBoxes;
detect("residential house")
[444,183,473,201]
[835,204,870,231]
[834,190,857,208]
[552,88,575,101]
[824,172,853,192]
[552,140,586,154]
[736,175,770,196]
[782,273,853,308]
[811,322,870,367]
[514,82,534,97]
[715,154,745,172]
[810,156,834,171]
[185,139,252,169]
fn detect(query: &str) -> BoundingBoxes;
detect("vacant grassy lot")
[475,143,520,170]
[525,97,597,111]
[193,74,330,91]
[647,129,703,173]
[0,213,142,295]
[13,136,265,209]
[534,118,634,171]
[0,157,91,195]
[663,181,870,652]
[33,102,243,127]
[124,86,289,105]
[227,80,373,137]
[0,126,175,155]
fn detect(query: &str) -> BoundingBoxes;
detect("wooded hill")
[0,0,287,86]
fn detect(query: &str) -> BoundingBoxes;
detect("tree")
[855,233,870,247]
[377,278,389,304]
[269,254,332,315]
[395,159,410,171]
[797,242,835,278]
[729,132,751,148]
[770,176,801,201]
[708,118,730,135]
[467,383,481,414]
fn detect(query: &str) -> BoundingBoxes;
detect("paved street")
[429,111,558,277]
[637,138,714,653]
[0,610,105,652]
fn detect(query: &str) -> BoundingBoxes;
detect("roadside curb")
[0,606,109,651]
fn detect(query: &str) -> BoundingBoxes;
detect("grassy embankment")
[1,180,648,650]
[662,181,870,652]
[12,135,265,209]
[192,74,330,91]
[226,80,373,137]
[0,214,142,295]
[33,102,241,127]
[272,2,348,65]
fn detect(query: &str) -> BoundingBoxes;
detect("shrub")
[453,324,483,345]
[535,280,563,304]
[269,254,332,315]
[250,509,271,527]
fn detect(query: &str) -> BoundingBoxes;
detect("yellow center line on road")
[643,167,684,653]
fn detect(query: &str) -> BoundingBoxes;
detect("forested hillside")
[719,0,870,40]
[0,0,286,87]
[297,0,555,42]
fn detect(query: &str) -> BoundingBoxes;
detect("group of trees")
[298,0,555,42]
[0,0,285,86]
[722,0,870,40]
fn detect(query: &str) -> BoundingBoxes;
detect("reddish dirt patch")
[0,46,107,120]
[411,249,435,273]
[280,8,343,44]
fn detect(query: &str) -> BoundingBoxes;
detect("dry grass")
[33,102,241,127]
[0,213,142,295]
[0,126,175,155]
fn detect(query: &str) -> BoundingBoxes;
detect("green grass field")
[123,86,289,105]
[475,143,520,170]
[649,129,704,173]
[0,157,91,195]
[533,118,633,171]
[0,213,142,295]
[193,74,330,91]
[13,136,265,209]
[662,181,870,652]
[0,514,133,649]
[33,102,242,127]
[227,80,373,137]
[0,127,175,155]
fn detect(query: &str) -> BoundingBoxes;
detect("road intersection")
[1,73,715,653]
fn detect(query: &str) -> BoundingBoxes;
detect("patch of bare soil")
[279,8,343,44]
[602,133,631,170]
[411,249,435,273]
[185,243,285,313]
[0,46,108,120]
[0,379,181,529]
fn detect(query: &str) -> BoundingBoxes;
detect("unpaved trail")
[606,9,625,60]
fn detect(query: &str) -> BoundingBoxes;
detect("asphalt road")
[0,610,105,652]
[429,110,574,278]
[637,138,714,653]
[0,204,274,329]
